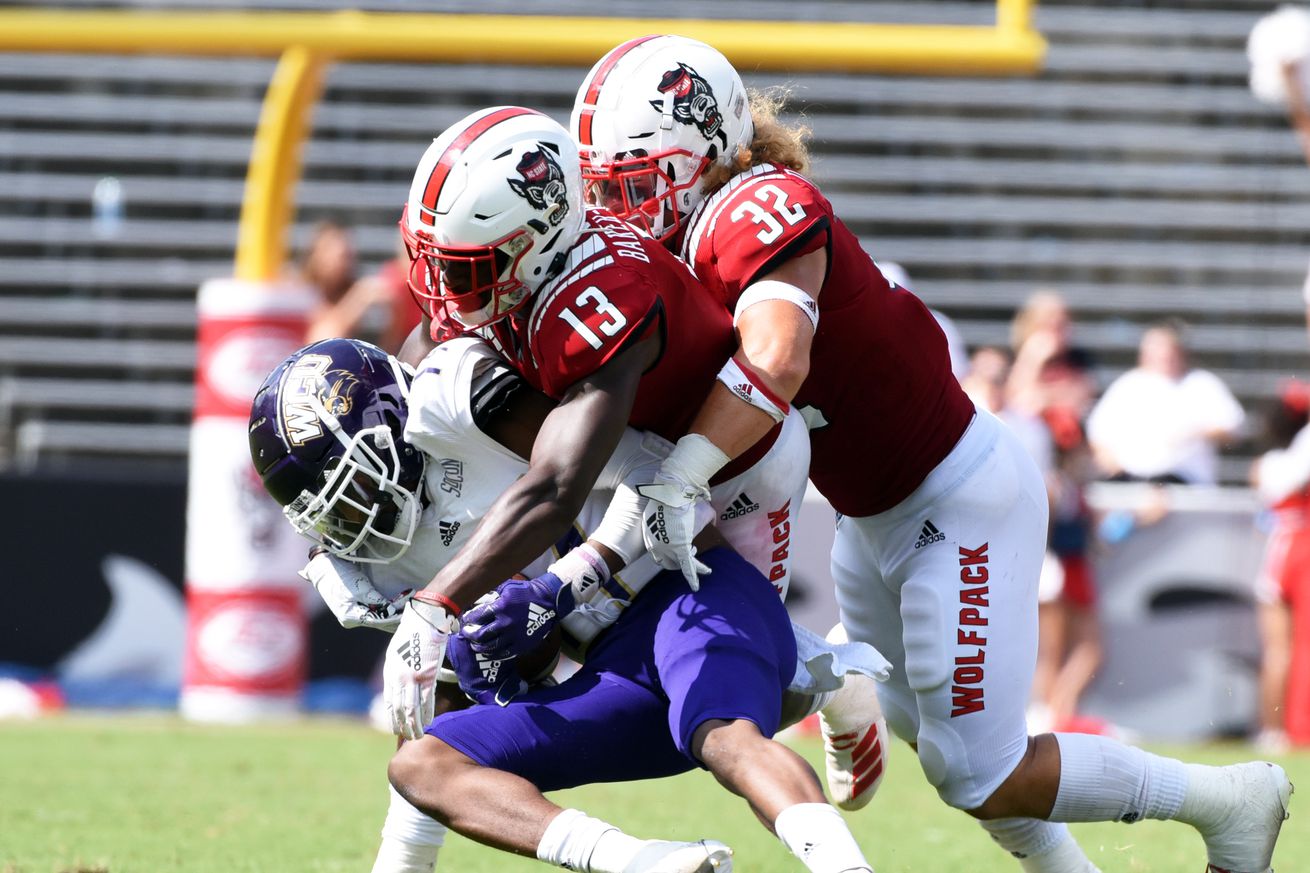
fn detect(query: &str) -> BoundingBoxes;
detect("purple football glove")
[461,572,576,659]
[445,628,528,707]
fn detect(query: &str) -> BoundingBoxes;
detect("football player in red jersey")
[385,106,875,873]
[574,36,1293,873]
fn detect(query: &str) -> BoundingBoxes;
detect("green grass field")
[0,715,1304,873]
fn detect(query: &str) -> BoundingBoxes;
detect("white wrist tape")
[733,280,819,331]
[590,483,647,566]
[717,357,790,423]
[664,432,732,489]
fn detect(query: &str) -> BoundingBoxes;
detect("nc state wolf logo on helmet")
[507,146,570,226]
[651,62,728,150]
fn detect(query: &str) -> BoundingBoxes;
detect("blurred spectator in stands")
[1249,5,1310,164]
[1250,380,1310,750]
[300,221,421,353]
[1001,292,1106,733]
[876,261,968,380]
[1087,320,1245,485]
[961,345,1052,469]
[1248,6,1310,342]
[1007,289,1097,436]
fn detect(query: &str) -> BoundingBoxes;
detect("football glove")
[637,434,727,591]
[461,572,576,659]
[383,592,460,739]
[299,548,403,633]
[461,542,610,658]
[446,623,528,707]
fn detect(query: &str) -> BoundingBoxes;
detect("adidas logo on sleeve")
[914,520,945,549]
[438,520,461,547]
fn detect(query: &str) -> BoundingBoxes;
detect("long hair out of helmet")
[571,35,754,243]
[400,106,586,335]
[248,339,427,563]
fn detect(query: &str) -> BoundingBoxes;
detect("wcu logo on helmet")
[248,338,427,564]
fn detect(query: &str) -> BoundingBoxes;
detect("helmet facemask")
[580,147,709,243]
[284,392,426,564]
[402,218,536,331]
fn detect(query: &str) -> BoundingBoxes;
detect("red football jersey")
[681,164,975,516]
[480,207,738,446]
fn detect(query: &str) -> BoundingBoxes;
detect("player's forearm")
[425,471,581,607]
[689,302,813,458]
[688,381,780,459]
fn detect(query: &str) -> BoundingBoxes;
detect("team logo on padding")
[508,146,570,226]
[651,63,727,149]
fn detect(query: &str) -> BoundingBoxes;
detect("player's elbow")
[746,345,810,401]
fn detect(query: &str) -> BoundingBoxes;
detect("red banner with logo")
[180,279,315,722]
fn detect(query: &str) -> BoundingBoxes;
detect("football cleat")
[1196,762,1292,873]
[621,839,733,873]
[818,624,889,811]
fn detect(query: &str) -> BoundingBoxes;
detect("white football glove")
[299,549,403,633]
[636,434,728,591]
[383,593,460,739]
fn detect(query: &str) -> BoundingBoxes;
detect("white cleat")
[819,624,889,811]
[621,839,733,873]
[1198,762,1293,873]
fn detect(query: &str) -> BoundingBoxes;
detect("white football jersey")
[367,337,657,598]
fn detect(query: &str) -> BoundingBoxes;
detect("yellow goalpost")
[0,5,1045,280]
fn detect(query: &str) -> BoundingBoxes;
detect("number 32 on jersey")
[730,184,807,244]
[559,286,629,350]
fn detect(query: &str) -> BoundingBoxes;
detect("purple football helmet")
[248,338,426,563]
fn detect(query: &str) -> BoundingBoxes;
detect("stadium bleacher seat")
[1,0,1308,475]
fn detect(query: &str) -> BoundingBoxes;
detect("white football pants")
[710,407,811,601]
[832,408,1048,810]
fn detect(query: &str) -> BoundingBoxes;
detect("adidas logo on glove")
[475,651,506,683]
[525,602,555,637]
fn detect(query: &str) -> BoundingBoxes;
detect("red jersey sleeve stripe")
[581,35,660,107]
[421,107,540,213]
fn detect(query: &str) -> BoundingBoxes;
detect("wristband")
[716,357,789,423]
[411,589,462,617]
[548,542,611,602]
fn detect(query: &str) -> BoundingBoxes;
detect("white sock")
[1049,733,1187,824]
[536,808,645,873]
[373,784,445,873]
[774,802,872,872]
[372,836,440,873]
[980,818,1099,872]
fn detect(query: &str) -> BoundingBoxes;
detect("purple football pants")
[426,547,796,791]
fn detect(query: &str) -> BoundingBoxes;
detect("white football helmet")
[401,106,585,330]
[571,35,753,243]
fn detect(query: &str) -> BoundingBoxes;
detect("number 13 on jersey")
[559,286,629,350]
